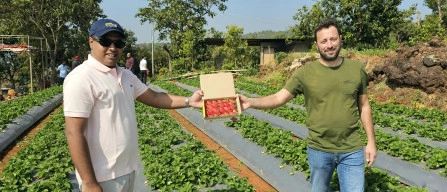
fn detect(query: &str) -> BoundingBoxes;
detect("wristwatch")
[185,97,190,108]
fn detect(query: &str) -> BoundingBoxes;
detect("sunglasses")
[92,36,126,48]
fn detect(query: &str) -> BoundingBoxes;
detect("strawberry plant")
[179,77,200,88]
[426,148,447,171]
[0,86,62,130]
[0,109,73,191]
[373,111,447,141]
[157,79,435,190]
[135,101,255,191]
[371,101,447,124]
[224,114,427,192]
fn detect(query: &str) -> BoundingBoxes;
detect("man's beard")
[318,47,340,61]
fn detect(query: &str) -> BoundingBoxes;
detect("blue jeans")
[307,147,365,192]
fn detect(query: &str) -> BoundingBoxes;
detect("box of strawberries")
[199,73,241,119]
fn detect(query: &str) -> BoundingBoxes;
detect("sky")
[100,0,432,44]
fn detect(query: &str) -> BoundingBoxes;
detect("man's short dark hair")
[314,19,342,41]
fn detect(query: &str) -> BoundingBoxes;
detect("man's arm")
[136,89,203,109]
[358,94,377,166]
[239,88,294,110]
[65,117,102,191]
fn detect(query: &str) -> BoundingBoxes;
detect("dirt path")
[0,106,276,192]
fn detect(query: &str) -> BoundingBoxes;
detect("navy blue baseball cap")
[89,18,126,38]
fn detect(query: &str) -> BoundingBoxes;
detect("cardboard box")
[200,73,241,119]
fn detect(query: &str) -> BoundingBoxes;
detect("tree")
[389,5,417,46]
[425,0,447,28]
[0,52,21,89]
[0,0,103,87]
[290,0,415,49]
[335,0,409,49]
[162,44,173,76]
[222,25,248,69]
[289,2,333,46]
[151,48,170,77]
[119,29,138,68]
[136,0,227,73]
[208,27,224,38]
[178,30,198,71]
[410,14,446,44]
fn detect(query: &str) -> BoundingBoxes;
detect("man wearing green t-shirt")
[239,18,376,192]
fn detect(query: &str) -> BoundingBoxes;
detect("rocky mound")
[368,36,447,94]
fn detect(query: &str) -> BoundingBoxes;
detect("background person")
[71,55,81,70]
[139,56,149,84]
[238,18,376,192]
[56,60,69,85]
[63,18,203,192]
[125,52,135,74]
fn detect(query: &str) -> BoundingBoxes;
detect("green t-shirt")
[284,58,368,153]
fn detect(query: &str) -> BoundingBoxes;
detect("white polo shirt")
[63,55,148,183]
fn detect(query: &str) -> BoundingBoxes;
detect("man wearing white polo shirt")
[63,18,203,192]
[139,56,148,83]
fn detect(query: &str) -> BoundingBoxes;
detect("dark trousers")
[140,70,147,84]
[58,77,65,85]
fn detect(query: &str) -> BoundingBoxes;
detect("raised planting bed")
[0,86,62,131]
[0,86,63,153]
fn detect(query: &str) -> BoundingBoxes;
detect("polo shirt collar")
[87,55,124,78]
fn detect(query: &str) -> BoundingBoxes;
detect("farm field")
[173,77,447,191]
[0,76,447,191]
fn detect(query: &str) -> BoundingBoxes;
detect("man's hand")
[188,90,204,108]
[365,142,377,166]
[237,94,251,110]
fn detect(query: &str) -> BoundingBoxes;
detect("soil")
[358,38,447,112]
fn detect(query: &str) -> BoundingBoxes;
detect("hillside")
[243,30,291,39]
